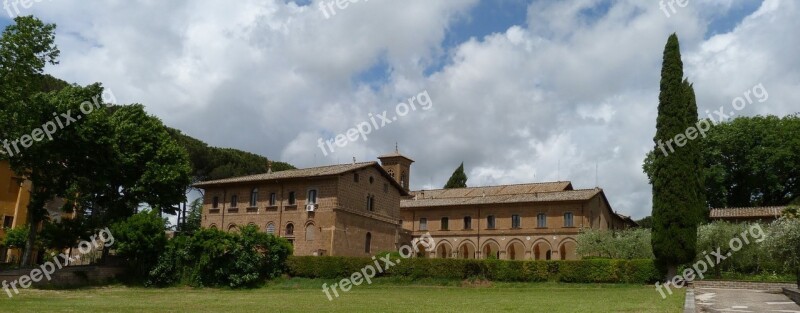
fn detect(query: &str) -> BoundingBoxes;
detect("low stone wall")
[0,265,125,288]
[692,280,795,292]
[783,288,800,305]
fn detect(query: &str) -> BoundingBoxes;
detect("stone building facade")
[400,182,635,260]
[195,161,409,257]
[196,151,635,259]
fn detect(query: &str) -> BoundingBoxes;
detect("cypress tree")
[444,162,468,189]
[651,34,704,279]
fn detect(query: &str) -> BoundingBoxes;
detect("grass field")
[0,278,685,312]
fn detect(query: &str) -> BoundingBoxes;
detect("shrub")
[288,257,657,284]
[110,210,168,279]
[557,259,618,283]
[577,228,653,259]
[148,225,293,288]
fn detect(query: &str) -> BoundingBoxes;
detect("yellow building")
[0,160,31,264]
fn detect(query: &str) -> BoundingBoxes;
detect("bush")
[287,257,658,284]
[577,228,653,259]
[110,210,168,279]
[149,225,293,288]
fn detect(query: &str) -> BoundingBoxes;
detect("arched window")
[400,172,406,187]
[209,224,217,230]
[266,223,276,234]
[250,188,259,207]
[365,232,372,253]
[305,224,316,241]
[228,224,237,232]
[286,223,294,236]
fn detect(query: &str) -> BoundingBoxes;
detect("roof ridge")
[405,187,597,201]
[411,181,572,193]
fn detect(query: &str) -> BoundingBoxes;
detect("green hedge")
[287,256,659,284]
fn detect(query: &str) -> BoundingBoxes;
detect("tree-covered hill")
[31,74,295,183]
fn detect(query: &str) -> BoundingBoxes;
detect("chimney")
[267,161,273,174]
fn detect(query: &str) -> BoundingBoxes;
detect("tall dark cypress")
[651,34,704,279]
[444,163,468,189]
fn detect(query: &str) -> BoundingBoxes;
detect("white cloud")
[23,0,799,219]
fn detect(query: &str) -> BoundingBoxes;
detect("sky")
[1,0,797,219]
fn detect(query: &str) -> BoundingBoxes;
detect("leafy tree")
[3,226,29,249]
[0,16,61,265]
[148,225,292,287]
[110,210,168,278]
[444,162,467,189]
[183,198,203,234]
[650,34,704,279]
[697,221,772,278]
[166,128,295,182]
[765,218,800,288]
[643,114,800,209]
[577,228,653,259]
[636,216,653,229]
[39,217,89,252]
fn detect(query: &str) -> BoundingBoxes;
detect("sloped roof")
[377,151,414,162]
[710,206,786,219]
[194,162,409,195]
[401,188,601,209]
[408,181,573,200]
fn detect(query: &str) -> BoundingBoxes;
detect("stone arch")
[435,240,453,259]
[457,240,477,259]
[209,224,217,230]
[304,222,317,241]
[558,238,578,260]
[532,239,552,261]
[227,223,238,232]
[481,240,501,260]
[505,240,526,260]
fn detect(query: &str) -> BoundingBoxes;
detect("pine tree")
[651,34,704,279]
[444,163,468,189]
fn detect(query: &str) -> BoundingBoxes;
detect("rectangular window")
[564,212,574,227]
[250,189,259,207]
[307,190,318,204]
[463,216,472,230]
[354,173,359,182]
[537,213,547,228]
[288,192,296,205]
[441,217,449,230]
[512,214,521,229]
[269,193,277,206]
[366,196,374,211]
[419,218,427,231]
[212,196,219,209]
[2,216,13,228]
[230,195,238,208]
[487,215,496,229]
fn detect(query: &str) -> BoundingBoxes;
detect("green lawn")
[0,279,685,312]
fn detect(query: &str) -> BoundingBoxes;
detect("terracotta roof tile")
[194,162,376,187]
[401,188,601,209]
[709,206,786,219]
[408,181,572,200]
